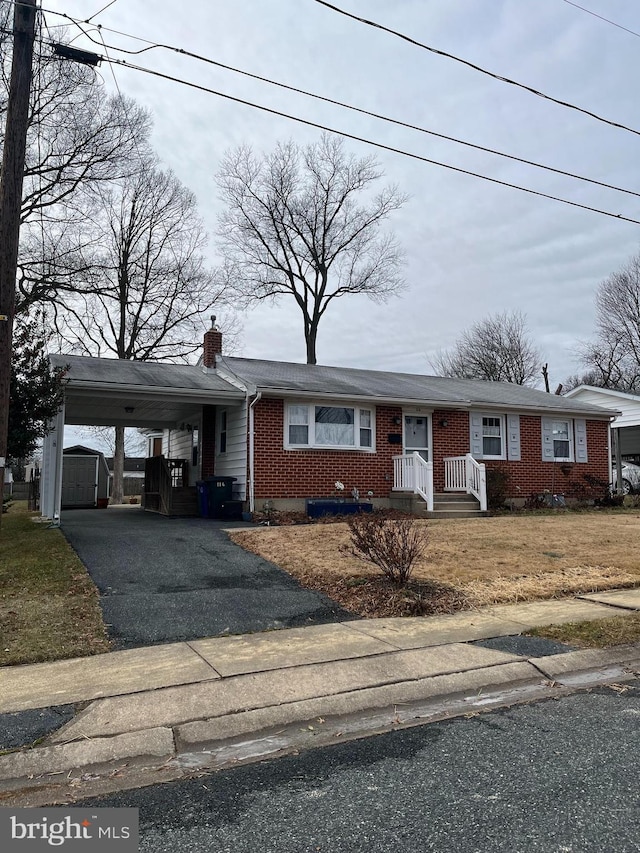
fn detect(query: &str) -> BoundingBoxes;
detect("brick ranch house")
[43,324,617,520]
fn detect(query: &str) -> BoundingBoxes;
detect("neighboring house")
[42,326,617,519]
[62,445,110,509]
[564,385,640,464]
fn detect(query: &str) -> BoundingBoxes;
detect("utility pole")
[0,0,37,528]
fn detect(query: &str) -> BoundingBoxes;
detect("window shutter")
[469,413,483,459]
[541,417,554,461]
[574,418,588,463]
[507,415,521,461]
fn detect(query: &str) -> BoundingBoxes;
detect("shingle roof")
[49,354,241,395]
[49,353,615,417]
[219,356,613,416]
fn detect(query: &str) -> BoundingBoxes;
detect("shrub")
[568,473,624,508]
[345,513,428,586]
[486,467,511,511]
[523,492,550,511]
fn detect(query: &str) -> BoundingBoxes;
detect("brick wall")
[481,416,611,499]
[431,411,611,498]
[251,400,611,500]
[252,399,403,499]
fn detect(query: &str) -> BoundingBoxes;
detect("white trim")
[249,392,262,513]
[217,408,228,456]
[402,411,432,461]
[283,401,376,452]
[480,413,506,460]
[551,418,574,462]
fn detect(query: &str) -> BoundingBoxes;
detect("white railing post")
[478,462,487,512]
[426,459,434,512]
[465,453,487,511]
[393,453,433,511]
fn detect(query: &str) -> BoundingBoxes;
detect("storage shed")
[62,445,110,508]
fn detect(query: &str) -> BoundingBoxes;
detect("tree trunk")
[305,322,318,365]
[111,426,125,504]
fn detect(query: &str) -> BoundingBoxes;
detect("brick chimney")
[203,316,223,369]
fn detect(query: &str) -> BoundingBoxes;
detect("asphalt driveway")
[61,507,351,649]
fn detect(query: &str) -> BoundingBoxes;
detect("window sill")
[284,445,376,453]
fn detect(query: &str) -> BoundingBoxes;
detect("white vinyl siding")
[166,424,201,485]
[214,403,248,499]
[169,429,193,463]
[285,402,375,451]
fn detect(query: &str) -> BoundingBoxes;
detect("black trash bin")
[206,476,237,518]
[196,481,209,518]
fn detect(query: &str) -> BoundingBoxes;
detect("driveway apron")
[61,508,351,649]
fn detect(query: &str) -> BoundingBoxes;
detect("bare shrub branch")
[345,514,428,586]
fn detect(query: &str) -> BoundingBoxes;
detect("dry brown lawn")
[229,512,640,616]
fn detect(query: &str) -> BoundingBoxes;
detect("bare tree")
[432,310,541,386]
[56,160,236,502]
[216,134,407,364]
[0,5,151,312]
[576,254,640,393]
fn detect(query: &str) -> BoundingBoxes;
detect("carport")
[41,355,245,521]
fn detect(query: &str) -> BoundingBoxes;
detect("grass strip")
[0,504,111,666]
[530,613,640,648]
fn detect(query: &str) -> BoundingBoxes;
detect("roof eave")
[64,380,244,401]
[255,387,614,417]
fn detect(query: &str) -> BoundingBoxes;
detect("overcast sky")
[42,0,640,391]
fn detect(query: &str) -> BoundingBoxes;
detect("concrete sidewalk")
[1,589,640,805]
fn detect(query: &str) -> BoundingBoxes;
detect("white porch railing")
[444,454,487,512]
[392,453,434,512]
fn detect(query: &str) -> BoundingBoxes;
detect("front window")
[360,409,372,448]
[315,406,354,446]
[286,403,374,450]
[482,416,504,458]
[552,420,571,460]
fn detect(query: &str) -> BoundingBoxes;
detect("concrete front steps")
[390,491,486,519]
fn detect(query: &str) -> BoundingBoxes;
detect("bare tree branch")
[54,160,239,501]
[215,134,407,364]
[432,310,541,386]
[575,254,640,393]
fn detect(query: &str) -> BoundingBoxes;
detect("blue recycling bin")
[196,481,210,518]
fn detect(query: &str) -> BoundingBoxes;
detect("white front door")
[404,415,429,461]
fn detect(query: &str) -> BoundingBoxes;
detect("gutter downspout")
[248,391,262,513]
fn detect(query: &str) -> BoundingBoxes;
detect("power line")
[86,0,120,25]
[101,54,640,227]
[17,10,640,226]
[563,0,640,39]
[312,0,640,139]
[31,6,640,200]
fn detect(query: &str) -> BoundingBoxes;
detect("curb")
[1,648,639,804]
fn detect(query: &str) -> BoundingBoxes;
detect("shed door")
[62,457,98,507]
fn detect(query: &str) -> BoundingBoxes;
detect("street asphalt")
[60,507,352,648]
[82,682,640,853]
